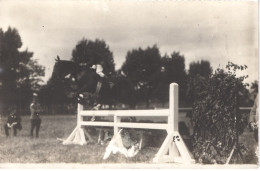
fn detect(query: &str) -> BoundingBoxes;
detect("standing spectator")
[249,93,259,163]
[4,106,22,137]
[249,93,259,142]
[30,93,41,138]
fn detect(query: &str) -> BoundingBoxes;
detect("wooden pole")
[169,83,179,133]
[77,103,83,127]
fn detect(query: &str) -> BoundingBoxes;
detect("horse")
[50,56,136,109]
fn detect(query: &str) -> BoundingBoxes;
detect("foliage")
[189,60,212,78]
[152,52,187,106]
[71,38,115,76]
[161,52,187,85]
[38,70,77,114]
[0,27,45,114]
[250,80,258,94]
[186,60,212,105]
[192,62,249,164]
[121,45,161,107]
[249,80,258,103]
[42,38,116,113]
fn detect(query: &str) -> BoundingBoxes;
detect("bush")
[191,62,249,164]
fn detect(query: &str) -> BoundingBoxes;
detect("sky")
[0,0,258,85]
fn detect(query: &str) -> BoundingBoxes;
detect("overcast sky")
[0,0,258,84]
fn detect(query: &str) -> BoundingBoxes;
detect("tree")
[250,80,258,100]
[153,52,187,106]
[189,60,212,78]
[186,60,213,105]
[250,80,258,94]
[38,78,75,115]
[0,27,45,114]
[71,38,115,76]
[192,62,249,164]
[121,45,161,107]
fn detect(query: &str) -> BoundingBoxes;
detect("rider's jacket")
[91,64,105,77]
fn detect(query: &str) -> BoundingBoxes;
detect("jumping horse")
[51,56,136,109]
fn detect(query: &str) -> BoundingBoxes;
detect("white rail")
[79,109,169,117]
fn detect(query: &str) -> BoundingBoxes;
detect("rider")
[77,58,107,105]
[91,63,105,78]
[79,57,107,80]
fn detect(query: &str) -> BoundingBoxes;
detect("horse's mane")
[55,59,78,67]
[53,59,97,78]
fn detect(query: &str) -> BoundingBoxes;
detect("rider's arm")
[96,64,105,77]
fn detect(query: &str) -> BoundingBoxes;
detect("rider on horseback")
[77,58,111,108]
[91,63,105,78]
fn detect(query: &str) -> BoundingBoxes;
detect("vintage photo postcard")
[0,0,258,169]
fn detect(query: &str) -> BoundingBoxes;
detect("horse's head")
[51,56,79,80]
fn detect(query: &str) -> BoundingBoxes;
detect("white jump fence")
[62,83,195,164]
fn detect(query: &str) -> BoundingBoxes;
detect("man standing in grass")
[4,106,22,137]
[249,94,258,142]
[30,93,42,138]
[249,93,259,162]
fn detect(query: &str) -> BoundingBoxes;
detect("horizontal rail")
[116,122,168,130]
[80,121,168,130]
[81,121,115,127]
[78,107,252,117]
[79,109,169,117]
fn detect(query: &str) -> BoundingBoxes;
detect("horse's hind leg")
[97,128,106,145]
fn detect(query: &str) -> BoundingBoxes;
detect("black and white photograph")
[0,0,258,169]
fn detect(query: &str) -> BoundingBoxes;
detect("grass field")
[0,114,258,165]
[0,115,159,164]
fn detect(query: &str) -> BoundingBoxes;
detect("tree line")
[0,27,257,115]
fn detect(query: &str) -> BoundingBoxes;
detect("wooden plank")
[155,132,173,158]
[153,155,174,163]
[174,132,192,160]
[81,121,115,127]
[169,83,179,132]
[79,109,169,117]
[79,128,87,145]
[65,127,78,142]
[79,107,252,117]
[114,115,121,135]
[116,122,168,130]
[80,122,168,130]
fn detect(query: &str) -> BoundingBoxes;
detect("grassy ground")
[0,115,159,164]
[237,128,259,164]
[0,115,258,165]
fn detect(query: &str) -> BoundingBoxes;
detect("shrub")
[191,62,249,164]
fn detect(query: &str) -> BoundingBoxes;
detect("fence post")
[169,83,179,133]
[114,114,121,135]
[77,103,83,127]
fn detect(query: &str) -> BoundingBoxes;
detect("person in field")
[4,106,22,137]
[249,93,258,142]
[30,93,42,138]
[249,93,259,162]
